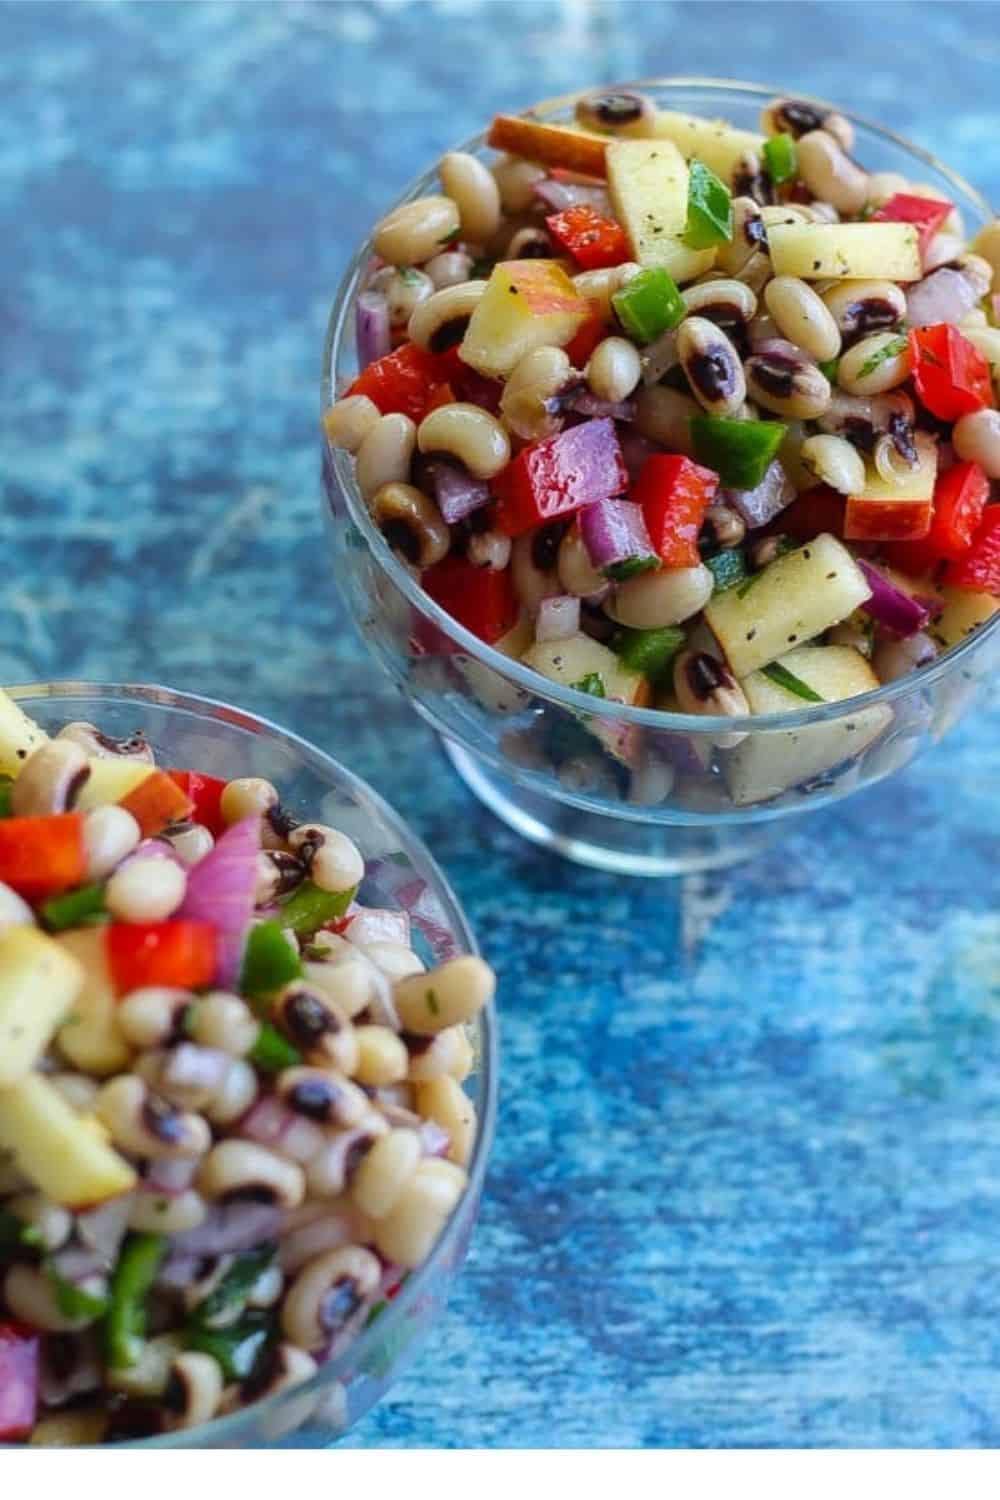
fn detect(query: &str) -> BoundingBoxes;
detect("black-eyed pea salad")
[325,87,1000,804]
[0,689,493,1444]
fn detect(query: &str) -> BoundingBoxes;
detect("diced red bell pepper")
[0,1323,39,1441]
[493,417,628,537]
[871,192,953,257]
[633,454,719,568]
[0,813,85,902]
[544,204,630,271]
[167,770,228,837]
[107,920,217,995]
[883,461,991,574]
[118,769,193,838]
[943,506,1000,594]
[565,300,608,367]
[771,485,846,542]
[343,342,454,423]
[909,325,994,422]
[420,553,518,646]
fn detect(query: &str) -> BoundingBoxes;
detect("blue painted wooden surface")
[3,0,1000,1448]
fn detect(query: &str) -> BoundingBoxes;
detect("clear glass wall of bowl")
[322,80,1000,877]
[10,684,497,1449]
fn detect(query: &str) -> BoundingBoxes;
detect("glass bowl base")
[442,739,786,877]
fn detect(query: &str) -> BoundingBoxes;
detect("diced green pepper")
[612,266,685,344]
[249,1022,301,1073]
[690,415,787,490]
[103,1233,166,1370]
[818,357,840,383]
[41,883,107,932]
[46,1262,109,1321]
[610,625,685,683]
[683,161,733,249]
[704,549,749,592]
[239,919,303,997]
[187,1313,273,1382]
[192,1247,276,1327]
[762,132,797,186]
[278,880,356,937]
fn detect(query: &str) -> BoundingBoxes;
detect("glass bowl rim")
[322,75,1000,738]
[7,681,499,1449]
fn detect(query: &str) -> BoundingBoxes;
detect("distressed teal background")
[3,0,1000,1447]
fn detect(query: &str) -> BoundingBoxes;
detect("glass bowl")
[7,683,498,1449]
[321,78,1000,878]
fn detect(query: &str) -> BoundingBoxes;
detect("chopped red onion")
[533,176,610,214]
[424,458,492,524]
[857,560,931,637]
[536,594,581,642]
[179,814,260,987]
[418,1120,451,1158]
[343,907,410,948]
[721,461,794,528]
[580,498,656,573]
[451,366,503,413]
[171,1203,285,1257]
[239,1096,325,1164]
[144,1157,199,1197]
[568,391,636,421]
[640,327,679,387]
[356,290,391,368]
[906,267,978,328]
[366,862,459,962]
[76,1197,132,1266]
[280,1207,367,1275]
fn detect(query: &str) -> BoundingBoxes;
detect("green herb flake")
[818,357,840,383]
[604,555,659,582]
[569,673,606,699]
[857,332,909,381]
[761,661,825,702]
[46,1261,109,1321]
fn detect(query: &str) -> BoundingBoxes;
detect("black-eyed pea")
[681,278,758,346]
[5,1193,72,1252]
[633,385,700,452]
[357,941,424,984]
[393,955,495,1037]
[372,1158,468,1270]
[197,1140,305,1207]
[820,280,906,343]
[764,277,841,362]
[105,858,187,924]
[702,504,746,549]
[491,154,546,213]
[353,1025,410,1087]
[439,151,501,243]
[372,195,460,266]
[322,394,380,453]
[506,226,552,259]
[500,344,572,442]
[466,529,512,570]
[800,434,866,496]
[745,349,831,420]
[305,1120,387,1198]
[128,1188,208,1234]
[575,88,655,133]
[219,776,279,825]
[586,336,641,404]
[716,196,768,276]
[672,651,751,750]
[605,564,714,630]
[572,262,639,319]
[406,1025,473,1084]
[676,317,746,416]
[204,1059,258,1126]
[417,402,511,480]
[865,170,909,205]
[301,952,383,1022]
[408,279,488,353]
[351,1128,422,1218]
[165,1352,224,1431]
[954,409,1000,478]
[873,632,938,683]
[837,330,912,397]
[425,248,474,289]
[273,984,359,1075]
[958,253,994,299]
[414,1076,476,1166]
[11,741,90,817]
[368,265,435,327]
[281,1245,381,1352]
[95,1076,210,1160]
[166,823,215,867]
[369,482,449,569]
[4,1264,100,1333]
[356,412,417,502]
[239,1342,317,1413]
[796,130,868,214]
[277,1066,370,1128]
[56,721,154,762]
[189,992,260,1056]
[287,823,363,897]
[0,881,35,929]
[760,95,840,140]
[971,220,1000,288]
[556,524,605,597]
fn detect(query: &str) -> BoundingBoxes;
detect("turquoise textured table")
[3,0,1000,1447]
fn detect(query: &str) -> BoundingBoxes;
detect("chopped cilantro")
[569,673,606,699]
[761,661,825,702]
[857,332,909,381]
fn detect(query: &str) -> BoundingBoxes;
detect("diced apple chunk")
[606,139,687,260]
[767,222,922,281]
[0,927,84,1088]
[0,1073,136,1209]
[930,586,1000,651]
[455,614,534,716]
[0,690,48,777]
[644,111,766,185]
[75,759,154,810]
[521,633,650,766]
[459,260,589,378]
[726,646,892,805]
[705,533,873,679]
[55,928,131,1076]
[845,433,938,541]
